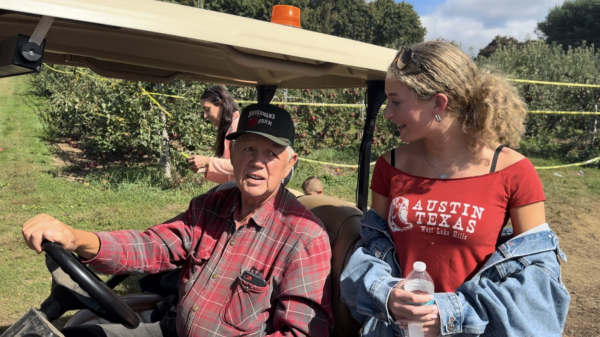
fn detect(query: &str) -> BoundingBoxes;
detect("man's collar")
[220,186,284,228]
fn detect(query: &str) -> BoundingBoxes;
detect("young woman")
[340,41,569,336]
[187,85,240,183]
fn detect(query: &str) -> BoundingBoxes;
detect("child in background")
[302,176,323,195]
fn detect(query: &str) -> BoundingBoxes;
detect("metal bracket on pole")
[256,85,278,104]
[22,16,54,62]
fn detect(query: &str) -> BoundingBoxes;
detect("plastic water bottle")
[404,261,434,337]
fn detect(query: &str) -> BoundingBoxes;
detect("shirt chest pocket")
[221,275,272,332]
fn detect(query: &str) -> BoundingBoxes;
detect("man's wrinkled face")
[231,134,297,201]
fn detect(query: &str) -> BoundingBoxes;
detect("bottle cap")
[413,261,426,272]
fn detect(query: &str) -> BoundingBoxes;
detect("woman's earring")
[434,114,442,122]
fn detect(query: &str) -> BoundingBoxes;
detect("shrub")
[31,66,401,176]
[477,40,600,162]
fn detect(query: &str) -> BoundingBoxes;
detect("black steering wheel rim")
[42,241,140,329]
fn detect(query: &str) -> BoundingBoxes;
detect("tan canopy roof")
[0,0,397,88]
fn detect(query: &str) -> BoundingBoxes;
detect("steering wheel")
[42,241,140,329]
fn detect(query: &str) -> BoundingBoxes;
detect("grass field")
[1,75,599,335]
[0,76,210,327]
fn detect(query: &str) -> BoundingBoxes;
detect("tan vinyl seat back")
[297,194,362,337]
[206,180,237,194]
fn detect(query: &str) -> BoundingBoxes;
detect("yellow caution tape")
[41,64,600,89]
[534,157,600,170]
[236,100,366,108]
[298,156,600,170]
[43,66,600,117]
[139,87,173,118]
[237,101,600,115]
[147,92,186,99]
[508,79,600,88]
[43,64,71,74]
[298,157,375,168]
[529,110,600,115]
[90,112,124,122]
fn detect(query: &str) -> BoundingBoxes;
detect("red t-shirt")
[371,156,545,292]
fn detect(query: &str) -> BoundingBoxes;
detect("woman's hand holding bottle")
[388,262,441,337]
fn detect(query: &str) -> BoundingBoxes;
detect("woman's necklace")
[424,148,469,179]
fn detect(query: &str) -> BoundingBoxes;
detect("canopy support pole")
[356,80,386,212]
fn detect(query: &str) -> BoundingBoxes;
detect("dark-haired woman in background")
[187,85,240,183]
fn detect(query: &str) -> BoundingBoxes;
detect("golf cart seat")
[65,193,363,336]
[296,194,363,337]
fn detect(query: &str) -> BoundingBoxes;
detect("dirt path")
[547,191,600,336]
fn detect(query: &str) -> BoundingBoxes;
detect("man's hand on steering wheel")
[22,214,100,259]
[22,214,140,328]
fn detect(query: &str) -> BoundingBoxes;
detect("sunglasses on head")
[393,47,415,70]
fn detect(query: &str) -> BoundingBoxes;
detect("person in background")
[187,85,240,183]
[340,41,569,337]
[302,176,324,195]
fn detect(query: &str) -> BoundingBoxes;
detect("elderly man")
[22,104,333,337]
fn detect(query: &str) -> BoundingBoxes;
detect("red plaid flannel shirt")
[86,187,333,337]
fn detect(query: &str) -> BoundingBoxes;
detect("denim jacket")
[340,209,570,337]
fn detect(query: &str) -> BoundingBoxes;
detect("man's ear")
[286,153,298,175]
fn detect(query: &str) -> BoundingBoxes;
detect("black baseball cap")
[226,104,295,147]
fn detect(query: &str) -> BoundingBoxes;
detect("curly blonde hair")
[387,41,527,154]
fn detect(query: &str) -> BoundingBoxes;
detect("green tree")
[304,0,425,47]
[537,0,600,49]
[166,0,425,47]
[306,0,372,42]
[368,0,426,48]
[477,36,533,58]
[201,0,311,22]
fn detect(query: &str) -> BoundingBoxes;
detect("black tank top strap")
[391,148,396,167]
[489,144,506,173]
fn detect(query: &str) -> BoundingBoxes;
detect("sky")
[396,0,567,54]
